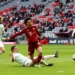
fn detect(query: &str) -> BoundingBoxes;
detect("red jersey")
[10,26,41,44]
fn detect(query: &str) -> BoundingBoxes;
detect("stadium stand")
[0,0,75,43]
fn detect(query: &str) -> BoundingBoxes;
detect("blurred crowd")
[0,0,75,39]
[0,0,7,2]
[32,0,75,33]
[21,0,29,1]
[1,3,45,33]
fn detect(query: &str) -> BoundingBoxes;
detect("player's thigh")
[37,46,42,53]
[24,59,34,66]
[35,42,42,53]
[28,44,35,55]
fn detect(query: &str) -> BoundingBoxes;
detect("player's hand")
[2,37,10,41]
[10,54,13,57]
[6,37,10,40]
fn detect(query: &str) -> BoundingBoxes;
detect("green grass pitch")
[0,44,75,75]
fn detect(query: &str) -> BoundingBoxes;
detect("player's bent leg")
[42,50,58,60]
[54,50,58,58]
[40,60,54,66]
[42,55,55,60]
[40,60,48,66]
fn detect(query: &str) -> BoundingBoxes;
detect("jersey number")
[29,32,32,36]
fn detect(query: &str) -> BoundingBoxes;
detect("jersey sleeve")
[10,28,25,39]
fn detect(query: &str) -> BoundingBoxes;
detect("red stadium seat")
[42,20,45,22]
[55,2,60,5]
[46,7,50,12]
[32,14,36,17]
[0,11,3,15]
[24,8,28,11]
[70,10,74,14]
[68,26,73,29]
[47,18,53,22]
[13,22,19,26]
[63,18,68,22]
[8,7,12,11]
[52,2,60,7]
[73,25,75,28]
[54,21,58,27]
[39,16,46,18]
[48,14,53,16]
[20,10,24,12]
[61,12,65,17]
[68,25,75,29]
[4,9,9,13]
[69,4,74,9]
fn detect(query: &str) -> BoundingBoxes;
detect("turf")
[0,44,75,75]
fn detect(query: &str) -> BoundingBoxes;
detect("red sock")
[36,55,42,65]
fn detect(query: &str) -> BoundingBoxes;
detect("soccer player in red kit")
[8,17,42,67]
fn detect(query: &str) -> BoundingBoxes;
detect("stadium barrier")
[3,42,16,44]
[49,38,75,45]
[16,40,28,44]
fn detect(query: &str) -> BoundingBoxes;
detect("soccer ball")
[72,54,75,60]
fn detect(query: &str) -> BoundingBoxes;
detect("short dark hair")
[24,17,32,24]
[11,46,16,52]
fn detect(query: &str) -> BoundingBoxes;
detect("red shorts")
[28,41,41,55]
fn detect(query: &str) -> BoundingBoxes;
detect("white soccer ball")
[72,54,75,61]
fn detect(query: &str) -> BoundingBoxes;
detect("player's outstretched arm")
[3,29,25,41]
[10,54,14,62]
[9,29,25,39]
